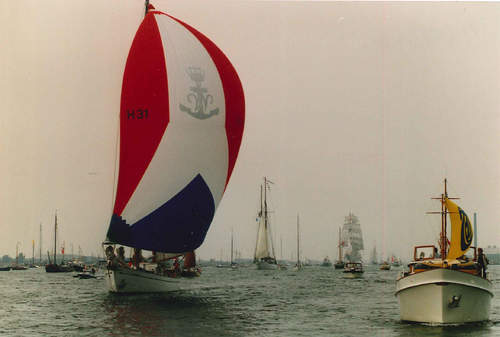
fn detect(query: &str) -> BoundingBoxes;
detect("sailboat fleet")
[3,1,496,328]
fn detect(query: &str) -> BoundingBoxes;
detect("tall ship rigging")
[341,212,364,263]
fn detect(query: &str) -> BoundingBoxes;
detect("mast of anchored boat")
[428,178,459,259]
[297,214,300,266]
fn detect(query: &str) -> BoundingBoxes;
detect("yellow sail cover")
[445,197,473,260]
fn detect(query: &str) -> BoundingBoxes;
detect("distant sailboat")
[230,229,237,269]
[396,179,493,323]
[45,212,72,273]
[103,2,244,293]
[11,242,27,270]
[370,244,377,265]
[334,227,345,269]
[254,178,278,270]
[293,214,302,271]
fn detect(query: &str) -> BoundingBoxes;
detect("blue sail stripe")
[107,174,215,252]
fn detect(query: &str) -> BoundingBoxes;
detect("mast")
[16,242,19,266]
[39,223,42,264]
[230,229,234,265]
[338,227,342,262]
[144,0,149,17]
[296,214,300,265]
[429,178,459,259]
[264,177,268,234]
[54,211,57,265]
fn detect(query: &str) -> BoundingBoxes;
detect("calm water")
[2,265,500,337]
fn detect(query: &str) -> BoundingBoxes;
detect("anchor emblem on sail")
[179,67,219,120]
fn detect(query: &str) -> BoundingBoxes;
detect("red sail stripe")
[113,13,170,216]
[165,14,245,189]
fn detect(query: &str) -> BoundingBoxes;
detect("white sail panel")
[254,217,270,260]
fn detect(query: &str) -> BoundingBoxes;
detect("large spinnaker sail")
[445,198,473,260]
[107,8,245,253]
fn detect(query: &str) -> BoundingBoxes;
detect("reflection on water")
[1,265,500,336]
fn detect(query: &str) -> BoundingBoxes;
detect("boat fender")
[448,295,461,308]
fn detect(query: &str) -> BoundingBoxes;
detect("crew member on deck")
[117,246,125,261]
[478,248,489,278]
[433,247,440,259]
[132,248,144,268]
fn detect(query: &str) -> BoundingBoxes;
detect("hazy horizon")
[2,1,500,263]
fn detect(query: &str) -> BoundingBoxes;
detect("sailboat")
[230,230,237,269]
[395,179,493,323]
[293,214,302,271]
[11,242,28,270]
[370,244,377,265]
[45,212,73,272]
[254,177,278,270]
[334,227,345,269]
[342,212,364,277]
[103,2,245,293]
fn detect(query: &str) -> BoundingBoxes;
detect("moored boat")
[45,212,73,273]
[380,261,391,271]
[395,179,493,324]
[343,262,364,278]
[321,257,332,267]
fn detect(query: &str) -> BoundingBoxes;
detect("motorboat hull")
[395,268,493,324]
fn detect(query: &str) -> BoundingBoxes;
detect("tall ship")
[395,179,493,323]
[341,212,364,263]
[103,1,245,293]
[253,177,278,270]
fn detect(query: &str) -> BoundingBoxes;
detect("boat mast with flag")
[103,2,245,293]
[253,177,278,270]
[395,179,493,323]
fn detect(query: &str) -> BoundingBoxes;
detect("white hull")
[105,267,198,293]
[396,268,493,324]
[255,261,278,270]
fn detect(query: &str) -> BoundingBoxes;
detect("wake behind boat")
[395,179,493,324]
[103,2,244,293]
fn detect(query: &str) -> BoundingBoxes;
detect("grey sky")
[2,1,500,262]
